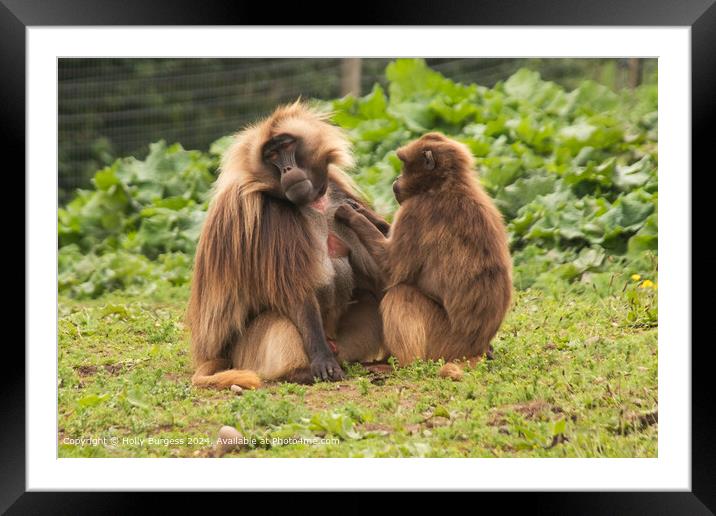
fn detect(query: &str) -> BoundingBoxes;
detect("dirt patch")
[637,410,658,427]
[75,365,98,377]
[334,383,356,392]
[153,423,177,432]
[75,363,124,377]
[163,372,183,383]
[488,400,563,426]
[300,381,416,416]
[404,424,422,435]
[424,418,451,429]
[614,409,658,435]
[368,373,390,385]
[301,382,362,411]
[360,422,392,434]
[103,363,124,375]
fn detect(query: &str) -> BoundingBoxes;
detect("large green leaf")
[58,59,658,298]
[497,174,558,217]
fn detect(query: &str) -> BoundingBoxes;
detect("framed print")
[5,0,714,511]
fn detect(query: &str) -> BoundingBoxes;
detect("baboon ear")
[423,150,435,170]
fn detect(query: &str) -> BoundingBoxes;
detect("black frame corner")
[7,0,715,512]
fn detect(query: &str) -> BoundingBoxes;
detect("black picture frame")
[4,0,713,512]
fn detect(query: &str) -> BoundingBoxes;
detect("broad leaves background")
[58,59,657,298]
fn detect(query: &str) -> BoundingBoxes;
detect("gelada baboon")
[187,102,388,389]
[335,132,512,368]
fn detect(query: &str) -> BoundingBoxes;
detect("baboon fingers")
[344,198,361,210]
[334,204,358,224]
[310,354,346,382]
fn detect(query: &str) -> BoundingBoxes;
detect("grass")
[58,276,658,458]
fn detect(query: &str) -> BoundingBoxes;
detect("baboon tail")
[192,359,262,389]
[438,362,465,381]
[438,351,493,382]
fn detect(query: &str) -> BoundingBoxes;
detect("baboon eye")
[262,134,296,163]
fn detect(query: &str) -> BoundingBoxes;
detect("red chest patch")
[308,195,328,213]
[327,233,349,258]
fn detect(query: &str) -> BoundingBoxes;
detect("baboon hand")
[334,203,359,224]
[337,199,391,236]
[310,354,346,382]
[344,198,361,210]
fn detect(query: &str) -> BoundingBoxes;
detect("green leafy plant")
[58,59,657,298]
[327,60,657,290]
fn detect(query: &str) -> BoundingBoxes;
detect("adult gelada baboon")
[336,132,512,369]
[188,102,388,389]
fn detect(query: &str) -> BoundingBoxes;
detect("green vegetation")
[59,279,657,458]
[57,59,658,457]
[329,60,657,291]
[60,58,653,203]
[59,59,657,298]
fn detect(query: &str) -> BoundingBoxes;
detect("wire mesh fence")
[58,57,655,203]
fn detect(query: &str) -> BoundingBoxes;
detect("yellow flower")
[640,280,655,289]
[631,274,641,281]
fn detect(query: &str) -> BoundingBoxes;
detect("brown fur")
[438,362,464,381]
[187,102,387,388]
[336,132,512,367]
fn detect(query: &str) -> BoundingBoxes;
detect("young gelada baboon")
[187,102,388,389]
[335,132,512,367]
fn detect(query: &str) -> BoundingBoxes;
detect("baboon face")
[392,132,472,203]
[261,132,329,206]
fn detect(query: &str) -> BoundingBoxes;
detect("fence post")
[627,58,643,88]
[340,58,362,97]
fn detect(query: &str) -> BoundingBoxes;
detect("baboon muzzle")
[392,178,403,204]
[282,168,313,204]
[274,144,297,174]
[264,137,315,205]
